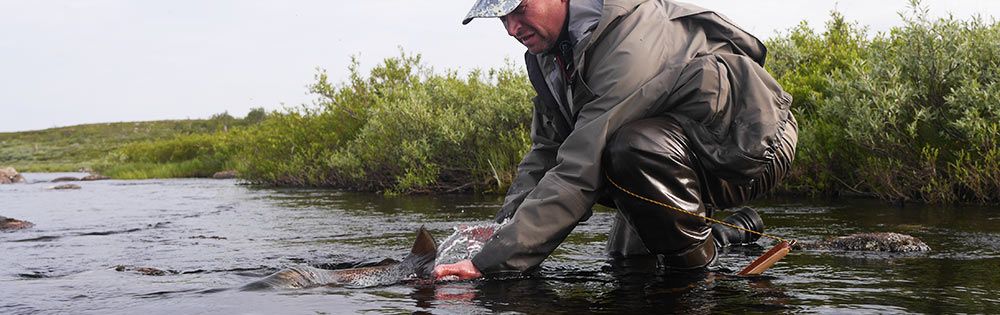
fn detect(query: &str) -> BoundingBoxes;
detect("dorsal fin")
[410,226,437,257]
[402,226,438,278]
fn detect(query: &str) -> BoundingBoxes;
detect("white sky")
[1,0,997,132]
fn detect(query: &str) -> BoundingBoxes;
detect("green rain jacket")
[472,0,795,274]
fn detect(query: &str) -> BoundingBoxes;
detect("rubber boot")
[711,207,764,248]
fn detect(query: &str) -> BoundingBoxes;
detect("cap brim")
[461,0,522,25]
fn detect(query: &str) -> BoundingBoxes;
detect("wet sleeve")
[494,97,561,223]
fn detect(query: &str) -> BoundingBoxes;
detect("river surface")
[2,173,999,314]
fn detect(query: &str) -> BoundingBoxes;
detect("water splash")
[435,221,505,265]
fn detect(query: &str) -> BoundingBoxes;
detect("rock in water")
[213,170,238,179]
[49,184,82,190]
[81,174,110,181]
[0,167,26,184]
[51,177,80,182]
[795,232,930,252]
[1,216,34,231]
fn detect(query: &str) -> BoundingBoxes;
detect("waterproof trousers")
[602,115,798,269]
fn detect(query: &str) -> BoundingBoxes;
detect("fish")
[241,226,438,290]
[241,222,504,290]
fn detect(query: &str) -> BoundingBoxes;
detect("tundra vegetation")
[1,4,996,204]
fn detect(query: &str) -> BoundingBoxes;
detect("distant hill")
[0,111,262,172]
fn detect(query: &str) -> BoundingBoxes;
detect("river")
[2,173,998,314]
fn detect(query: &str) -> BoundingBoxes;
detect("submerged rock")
[81,174,110,181]
[135,267,167,276]
[50,177,80,182]
[0,167,26,184]
[1,216,34,231]
[114,265,172,276]
[49,184,82,190]
[212,170,238,179]
[794,232,930,252]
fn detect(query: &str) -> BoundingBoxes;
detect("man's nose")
[504,17,520,37]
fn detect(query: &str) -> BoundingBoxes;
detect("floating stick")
[737,241,792,276]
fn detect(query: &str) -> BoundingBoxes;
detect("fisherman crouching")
[435,0,797,280]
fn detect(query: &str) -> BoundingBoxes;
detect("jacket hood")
[583,0,767,65]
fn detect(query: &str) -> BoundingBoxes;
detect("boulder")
[212,170,238,179]
[0,167,26,184]
[51,177,80,182]
[81,174,111,181]
[1,216,34,231]
[49,184,82,190]
[794,232,931,252]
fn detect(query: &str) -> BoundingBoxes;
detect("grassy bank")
[0,111,265,176]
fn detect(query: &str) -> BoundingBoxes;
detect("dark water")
[2,174,998,314]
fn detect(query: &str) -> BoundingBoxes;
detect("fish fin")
[402,226,438,278]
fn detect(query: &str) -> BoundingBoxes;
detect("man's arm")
[494,96,561,222]
[470,21,693,275]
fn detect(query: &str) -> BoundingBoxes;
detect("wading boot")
[711,207,764,248]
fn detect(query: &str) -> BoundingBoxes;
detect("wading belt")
[605,174,796,276]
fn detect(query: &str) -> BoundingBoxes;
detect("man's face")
[500,0,568,54]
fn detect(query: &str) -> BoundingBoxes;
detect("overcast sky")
[1,0,997,132]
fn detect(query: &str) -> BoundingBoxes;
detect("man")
[435,0,797,280]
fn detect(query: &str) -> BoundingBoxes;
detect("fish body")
[242,227,438,290]
[243,222,503,290]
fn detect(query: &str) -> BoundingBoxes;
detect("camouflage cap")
[462,0,523,25]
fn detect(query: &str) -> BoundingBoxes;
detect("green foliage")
[769,1,1000,203]
[0,119,240,172]
[766,11,871,195]
[228,52,533,193]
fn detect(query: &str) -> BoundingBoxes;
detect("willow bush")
[769,1,1000,203]
[228,52,533,193]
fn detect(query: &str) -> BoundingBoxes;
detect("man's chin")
[525,43,554,55]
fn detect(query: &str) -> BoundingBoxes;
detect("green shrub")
[101,133,230,178]
[228,52,533,193]
[769,1,1000,203]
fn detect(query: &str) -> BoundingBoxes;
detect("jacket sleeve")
[493,96,561,223]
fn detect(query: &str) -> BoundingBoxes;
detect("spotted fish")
[242,227,438,290]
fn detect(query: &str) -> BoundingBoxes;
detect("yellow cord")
[605,174,796,245]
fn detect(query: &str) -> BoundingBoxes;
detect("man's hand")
[433,259,482,281]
